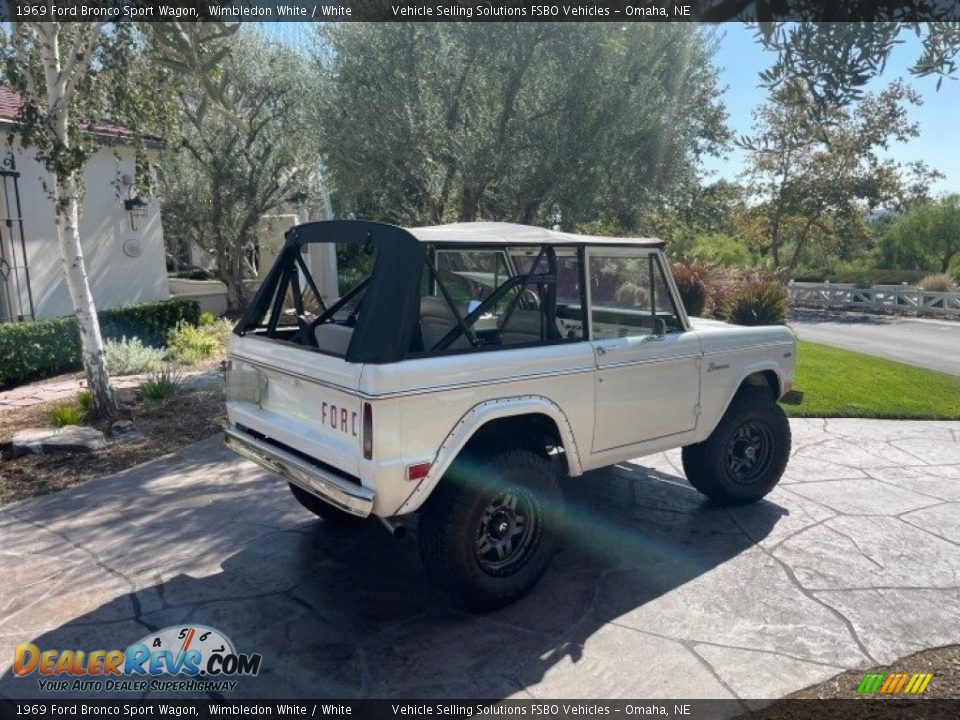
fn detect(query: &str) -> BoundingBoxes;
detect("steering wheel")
[522,288,540,309]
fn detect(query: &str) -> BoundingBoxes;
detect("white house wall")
[4,141,169,320]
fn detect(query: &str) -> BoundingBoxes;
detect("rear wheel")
[418,449,562,612]
[681,388,791,506]
[288,482,366,526]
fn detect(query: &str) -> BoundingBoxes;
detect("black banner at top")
[2,0,960,22]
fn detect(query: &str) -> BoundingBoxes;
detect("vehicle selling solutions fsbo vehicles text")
[389,3,693,17]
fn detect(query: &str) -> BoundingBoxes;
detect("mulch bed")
[743,645,960,719]
[0,388,225,506]
[782,645,960,700]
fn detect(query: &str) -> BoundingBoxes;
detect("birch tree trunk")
[55,175,116,417]
[35,22,117,418]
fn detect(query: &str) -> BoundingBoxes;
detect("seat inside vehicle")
[314,323,354,355]
[420,296,470,351]
[500,309,544,345]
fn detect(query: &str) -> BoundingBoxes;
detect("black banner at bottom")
[2,699,960,720]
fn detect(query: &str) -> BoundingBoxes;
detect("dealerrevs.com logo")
[14,625,262,693]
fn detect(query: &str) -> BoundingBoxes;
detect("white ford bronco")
[224,220,799,610]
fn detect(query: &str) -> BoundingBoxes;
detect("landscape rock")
[11,425,106,457]
[180,370,224,394]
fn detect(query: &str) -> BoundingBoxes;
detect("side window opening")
[257,252,327,331]
[589,250,681,340]
[652,256,683,333]
[248,242,378,357]
[414,245,585,355]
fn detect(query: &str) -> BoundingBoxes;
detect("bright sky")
[704,23,960,195]
[260,22,959,196]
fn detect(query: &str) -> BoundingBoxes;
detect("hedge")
[792,268,930,285]
[0,298,200,390]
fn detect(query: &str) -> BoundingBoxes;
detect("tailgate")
[225,335,364,478]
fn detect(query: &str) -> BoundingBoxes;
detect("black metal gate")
[0,150,34,322]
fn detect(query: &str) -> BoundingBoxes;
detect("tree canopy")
[160,31,320,312]
[754,22,960,110]
[877,195,960,274]
[735,79,941,273]
[315,23,727,231]
[0,23,185,416]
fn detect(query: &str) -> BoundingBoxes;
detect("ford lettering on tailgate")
[321,401,359,438]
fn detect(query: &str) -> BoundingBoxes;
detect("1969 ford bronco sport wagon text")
[224,220,799,610]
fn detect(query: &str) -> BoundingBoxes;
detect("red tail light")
[406,462,431,481]
[362,402,373,460]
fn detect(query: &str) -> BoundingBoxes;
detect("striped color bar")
[856,673,886,693]
[904,673,934,694]
[857,672,933,694]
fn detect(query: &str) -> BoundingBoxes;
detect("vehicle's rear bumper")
[223,426,374,517]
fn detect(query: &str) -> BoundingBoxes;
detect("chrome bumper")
[223,426,374,517]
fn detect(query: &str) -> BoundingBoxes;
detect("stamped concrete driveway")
[1,419,959,703]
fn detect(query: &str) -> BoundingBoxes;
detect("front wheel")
[418,449,563,612]
[681,388,791,506]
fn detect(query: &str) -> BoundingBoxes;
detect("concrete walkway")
[1,419,958,703]
[0,368,219,410]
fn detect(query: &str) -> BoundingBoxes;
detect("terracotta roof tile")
[0,86,22,121]
[0,86,161,143]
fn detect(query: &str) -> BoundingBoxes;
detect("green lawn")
[783,340,960,420]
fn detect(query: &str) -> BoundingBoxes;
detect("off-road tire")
[288,482,366,526]
[681,388,791,506]
[418,449,563,612]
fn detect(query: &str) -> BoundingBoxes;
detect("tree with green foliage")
[877,195,960,274]
[1,22,179,417]
[754,22,960,110]
[159,31,320,313]
[643,179,749,263]
[736,79,940,274]
[315,24,727,231]
[1,19,236,415]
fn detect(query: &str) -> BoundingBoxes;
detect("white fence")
[789,282,960,318]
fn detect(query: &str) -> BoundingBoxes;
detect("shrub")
[918,273,958,292]
[99,298,201,347]
[206,318,235,348]
[0,318,80,389]
[671,261,710,316]
[0,299,200,390]
[791,268,827,283]
[702,267,778,320]
[725,281,789,326]
[199,311,218,326]
[167,322,219,364]
[76,390,92,413]
[792,268,931,286]
[103,336,166,375]
[51,403,85,427]
[171,269,215,281]
[141,367,183,402]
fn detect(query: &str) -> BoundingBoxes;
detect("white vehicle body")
[224,221,797,521]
